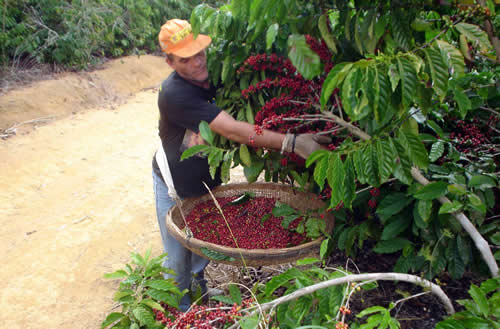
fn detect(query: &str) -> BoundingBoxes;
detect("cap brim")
[170,34,212,58]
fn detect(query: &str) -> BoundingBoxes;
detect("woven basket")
[165,182,335,266]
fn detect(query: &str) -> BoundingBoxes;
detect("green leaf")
[200,247,236,262]
[245,102,254,124]
[229,284,242,305]
[211,295,236,305]
[343,155,356,209]
[145,280,178,291]
[265,268,305,296]
[374,68,392,123]
[266,23,279,50]
[342,67,371,121]
[353,146,367,184]
[429,140,445,162]
[296,258,320,265]
[392,139,413,185]
[287,34,321,80]
[101,312,125,328]
[391,12,411,50]
[446,237,465,279]
[240,313,260,329]
[319,14,337,54]
[327,153,344,208]
[103,270,128,280]
[453,87,472,118]
[417,200,433,223]
[220,150,233,183]
[376,139,397,183]
[399,130,428,169]
[282,214,300,229]
[272,201,297,217]
[455,23,493,53]
[388,63,400,92]
[423,44,448,102]
[140,299,164,312]
[469,284,490,317]
[239,144,252,167]
[467,193,486,214]
[320,63,353,110]
[468,175,497,189]
[414,181,448,200]
[243,158,264,183]
[381,215,411,240]
[435,320,466,329]
[199,121,215,145]
[221,56,232,83]
[376,193,413,222]
[397,56,417,108]
[320,238,330,259]
[132,305,155,327]
[362,143,380,187]
[146,289,180,308]
[313,155,329,190]
[306,149,329,168]
[436,40,465,78]
[374,238,411,254]
[438,200,463,214]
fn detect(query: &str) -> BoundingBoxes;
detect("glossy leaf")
[429,140,445,162]
[436,39,465,78]
[200,247,236,262]
[423,44,448,101]
[414,181,448,200]
[455,23,493,53]
[239,144,252,167]
[320,62,353,110]
[399,130,428,169]
[438,200,463,214]
[374,238,411,254]
[313,155,329,190]
[381,215,411,240]
[417,199,433,223]
[376,139,397,183]
[266,23,279,50]
[132,305,154,327]
[469,284,490,317]
[287,34,321,80]
[376,193,413,222]
[342,67,371,121]
[327,152,345,209]
[229,284,242,305]
[343,155,356,209]
[397,56,417,108]
[468,175,497,189]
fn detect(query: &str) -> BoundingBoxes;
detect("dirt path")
[0,55,245,329]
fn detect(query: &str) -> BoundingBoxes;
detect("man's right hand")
[282,133,331,159]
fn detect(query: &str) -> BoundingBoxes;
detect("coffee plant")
[183,0,500,281]
[101,249,186,329]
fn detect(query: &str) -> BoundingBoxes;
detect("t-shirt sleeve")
[160,84,221,133]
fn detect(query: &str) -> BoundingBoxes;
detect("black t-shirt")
[152,72,222,198]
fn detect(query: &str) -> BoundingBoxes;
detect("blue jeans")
[152,169,209,311]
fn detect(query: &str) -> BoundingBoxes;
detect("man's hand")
[282,133,331,159]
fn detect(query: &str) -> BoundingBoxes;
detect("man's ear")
[165,56,174,68]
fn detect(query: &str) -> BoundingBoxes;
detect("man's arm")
[209,111,285,150]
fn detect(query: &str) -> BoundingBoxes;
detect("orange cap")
[158,19,212,58]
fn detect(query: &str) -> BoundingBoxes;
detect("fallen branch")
[230,272,455,329]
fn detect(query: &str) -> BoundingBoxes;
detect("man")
[153,19,327,311]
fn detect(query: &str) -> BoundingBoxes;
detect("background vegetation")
[0,0,221,69]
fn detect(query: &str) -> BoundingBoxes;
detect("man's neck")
[177,73,209,89]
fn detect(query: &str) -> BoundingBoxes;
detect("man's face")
[167,50,208,83]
